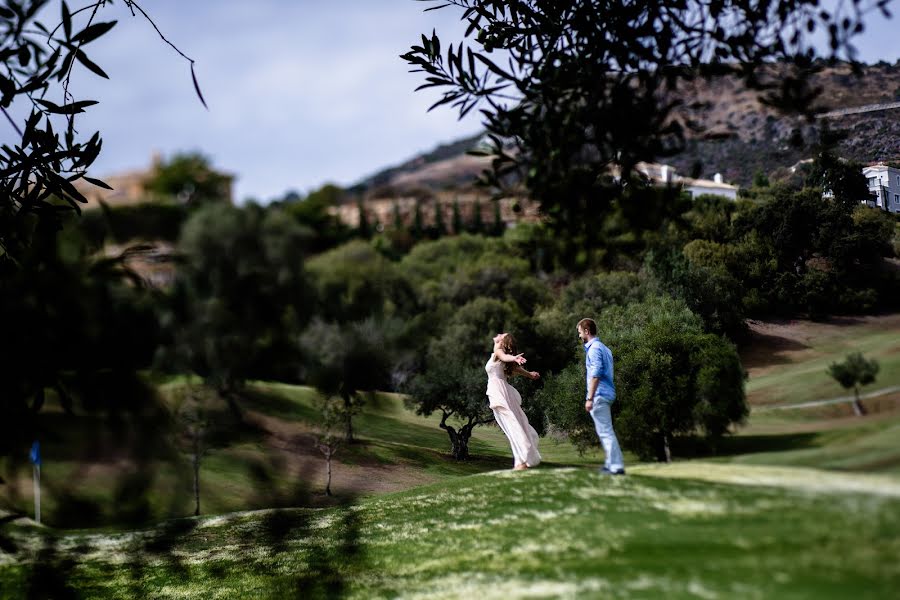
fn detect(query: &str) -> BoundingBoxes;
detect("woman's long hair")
[494,333,518,377]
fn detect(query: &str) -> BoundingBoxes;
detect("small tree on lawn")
[300,318,399,442]
[828,353,879,417]
[315,394,344,497]
[407,348,493,460]
[172,385,210,517]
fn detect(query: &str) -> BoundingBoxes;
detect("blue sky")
[7,1,899,203]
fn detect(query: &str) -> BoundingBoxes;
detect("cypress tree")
[452,198,463,234]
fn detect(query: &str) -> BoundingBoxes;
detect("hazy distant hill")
[352,62,900,193]
[347,133,486,197]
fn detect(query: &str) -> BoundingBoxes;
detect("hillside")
[348,133,486,197]
[2,313,898,530]
[353,62,900,194]
[3,465,898,598]
[3,314,900,597]
[741,313,900,410]
[668,62,900,185]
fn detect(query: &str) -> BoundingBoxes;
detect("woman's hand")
[514,353,527,365]
[530,371,540,380]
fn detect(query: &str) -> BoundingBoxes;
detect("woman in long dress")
[486,333,542,470]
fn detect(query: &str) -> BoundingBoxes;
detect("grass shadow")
[741,330,809,370]
[670,431,821,459]
[240,386,320,423]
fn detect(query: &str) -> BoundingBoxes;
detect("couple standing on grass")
[486,318,625,475]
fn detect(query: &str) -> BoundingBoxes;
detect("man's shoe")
[600,467,626,476]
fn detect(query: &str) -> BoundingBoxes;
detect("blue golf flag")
[29,441,41,466]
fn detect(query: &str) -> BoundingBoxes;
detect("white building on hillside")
[636,163,739,200]
[863,163,900,213]
[681,172,739,201]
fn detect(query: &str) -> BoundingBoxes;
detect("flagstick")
[33,464,40,524]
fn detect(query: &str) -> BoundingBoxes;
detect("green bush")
[400,233,550,315]
[682,239,732,268]
[683,195,741,243]
[306,240,416,322]
[536,363,594,450]
[558,270,654,317]
[645,247,747,339]
[610,298,747,460]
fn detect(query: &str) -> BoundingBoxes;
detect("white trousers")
[589,400,624,471]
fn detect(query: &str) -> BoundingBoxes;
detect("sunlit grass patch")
[633,462,900,498]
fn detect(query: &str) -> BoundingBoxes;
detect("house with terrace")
[863,163,900,213]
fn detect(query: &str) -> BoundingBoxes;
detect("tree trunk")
[220,387,243,420]
[325,447,333,497]
[852,386,866,416]
[451,428,471,460]
[192,433,201,516]
[343,394,354,443]
[317,442,338,496]
[658,431,672,463]
[439,412,475,460]
[445,425,469,460]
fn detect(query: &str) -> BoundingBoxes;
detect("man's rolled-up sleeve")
[587,346,604,378]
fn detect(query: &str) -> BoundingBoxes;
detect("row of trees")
[357,196,507,241]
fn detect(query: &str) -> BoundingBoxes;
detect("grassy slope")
[6,313,900,528]
[744,315,900,407]
[721,313,900,475]
[2,465,898,599]
[717,411,900,474]
[4,315,900,597]
[3,381,606,528]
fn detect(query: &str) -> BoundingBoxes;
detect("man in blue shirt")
[577,318,625,475]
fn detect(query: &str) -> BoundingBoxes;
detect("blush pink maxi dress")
[485,356,542,468]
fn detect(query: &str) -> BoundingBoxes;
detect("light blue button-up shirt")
[584,338,615,403]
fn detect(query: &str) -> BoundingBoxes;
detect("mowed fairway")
[2,465,898,599]
[743,313,900,408]
[726,312,900,476]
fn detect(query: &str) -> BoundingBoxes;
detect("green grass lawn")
[1,381,609,529]
[2,465,897,599]
[745,318,900,407]
[716,413,900,475]
[5,314,900,597]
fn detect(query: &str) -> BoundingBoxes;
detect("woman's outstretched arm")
[512,365,540,380]
[494,347,527,365]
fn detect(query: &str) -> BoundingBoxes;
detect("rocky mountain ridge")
[352,62,900,193]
